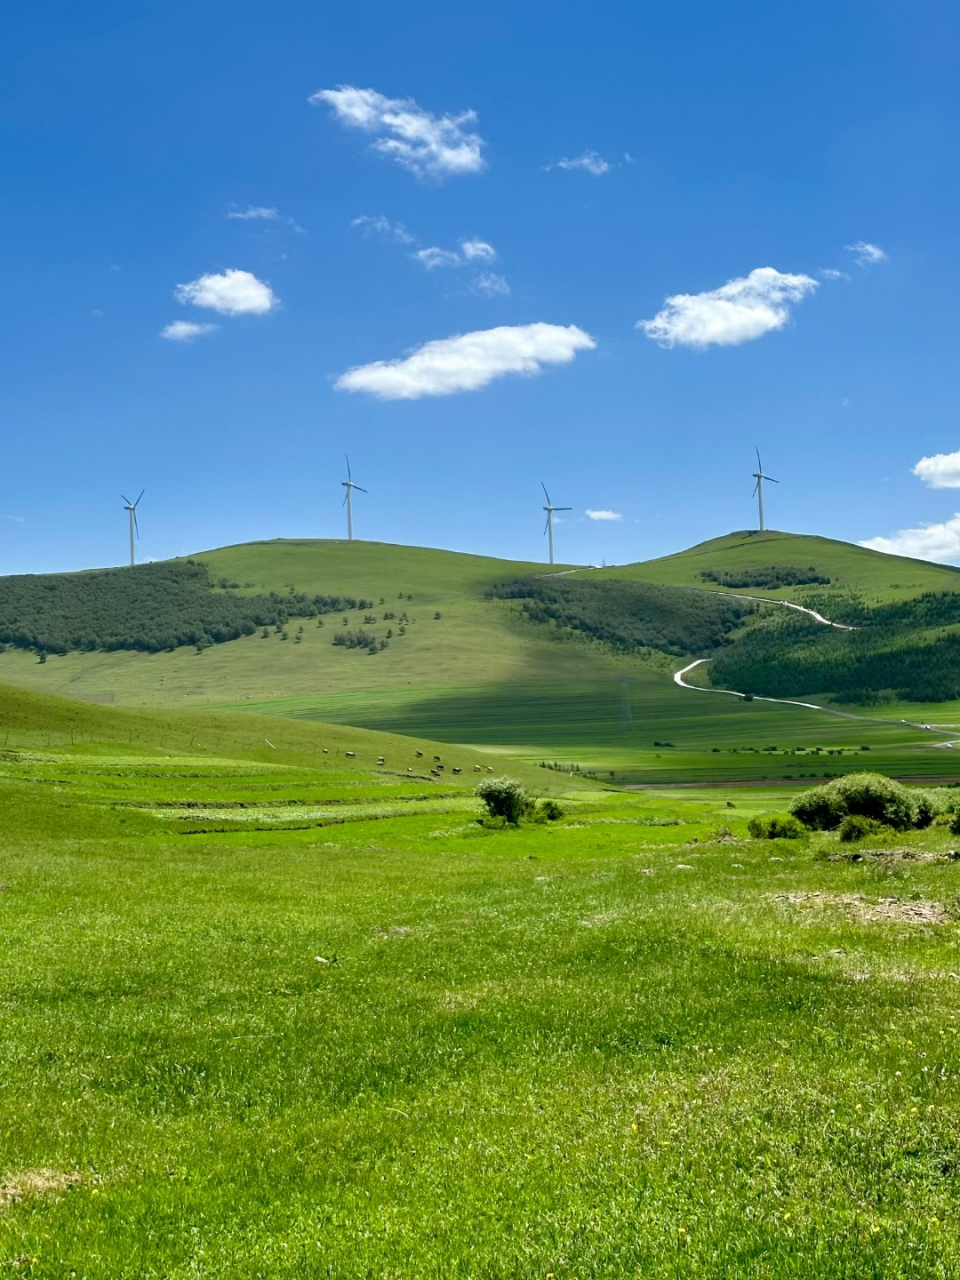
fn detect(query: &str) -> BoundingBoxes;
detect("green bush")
[475,776,529,825]
[838,814,894,843]
[537,799,565,822]
[747,813,807,840]
[791,772,917,831]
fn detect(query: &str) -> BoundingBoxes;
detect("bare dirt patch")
[0,1169,83,1208]
[773,891,949,925]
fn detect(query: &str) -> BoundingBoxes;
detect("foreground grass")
[3,695,960,1274]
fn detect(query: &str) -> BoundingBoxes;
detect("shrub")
[839,814,894,843]
[747,813,807,840]
[791,772,917,831]
[475,776,528,824]
[537,799,565,822]
[950,812,960,837]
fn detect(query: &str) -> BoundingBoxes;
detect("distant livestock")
[345,751,356,758]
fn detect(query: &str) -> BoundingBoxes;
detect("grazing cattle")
[486,766,493,772]
[473,765,481,772]
[452,767,462,775]
[377,757,385,765]
[322,749,328,754]
[430,768,441,777]
[416,750,423,758]
[433,755,441,762]
[345,751,356,758]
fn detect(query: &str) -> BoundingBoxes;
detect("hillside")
[599,529,960,602]
[1,533,959,783]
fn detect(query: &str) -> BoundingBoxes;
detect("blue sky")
[2,0,959,572]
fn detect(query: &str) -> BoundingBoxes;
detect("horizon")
[6,525,956,580]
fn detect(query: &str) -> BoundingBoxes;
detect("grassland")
[2,534,960,784]
[4,685,960,1276]
[606,529,960,603]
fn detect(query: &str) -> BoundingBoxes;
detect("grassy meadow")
[2,534,960,785]
[4,686,960,1275]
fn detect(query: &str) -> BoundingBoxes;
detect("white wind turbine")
[121,490,144,566]
[341,456,366,541]
[541,483,571,566]
[752,449,778,532]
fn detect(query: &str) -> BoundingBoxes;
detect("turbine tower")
[121,490,144,566]
[341,457,366,542]
[541,483,571,566]
[752,449,778,532]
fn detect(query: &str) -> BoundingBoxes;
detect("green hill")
[1,533,960,783]
[599,529,960,602]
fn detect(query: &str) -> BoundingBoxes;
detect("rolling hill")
[1,532,960,782]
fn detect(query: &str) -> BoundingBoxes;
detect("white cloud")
[912,450,960,489]
[586,509,622,521]
[471,272,510,297]
[461,239,496,262]
[845,241,888,266]
[227,206,280,220]
[860,515,960,564]
[350,215,415,244]
[335,322,595,400]
[160,320,218,342]
[413,246,463,270]
[819,268,851,280]
[550,150,611,176]
[174,269,278,316]
[639,266,818,349]
[310,85,485,179]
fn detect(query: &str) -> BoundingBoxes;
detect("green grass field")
[4,685,960,1276]
[3,533,960,784]
[605,528,960,603]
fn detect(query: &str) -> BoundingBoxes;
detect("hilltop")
[597,529,960,602]
[1,532,959,783]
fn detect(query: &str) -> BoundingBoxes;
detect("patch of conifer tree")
[487,577,754,656]
[0,560,370,656]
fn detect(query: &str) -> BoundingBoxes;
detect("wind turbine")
[341,457,366,541]
[121,490,144,566]
[752,449,778,532]
[541,483,571,565]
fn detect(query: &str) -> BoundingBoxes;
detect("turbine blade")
[543,517,550,536]
[345,454,351,482]
[342,492,348,506]
[766,476,779,484]
[121,494,131,506]
[541,482,551,505]
[354,485,367,493]
[755,446,762,470]
[135,489,145,506]
[557,506,572,512]
[133,511,140,538]
[752,481,759,496]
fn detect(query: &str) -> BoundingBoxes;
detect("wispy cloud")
[310,85,485,180]
[845,241,888,267]
[414,246,463,270]
[461,239,496,262]
[548,150,611,176]
[819,268,851,280]
[350,215,415,244]
[227,205,304,232]
[586,509,621,521]
[174,269,278,316]
[335,322,595,400]
[228,206,279,220]
[912,450,960,489]
[160,320,219,342]
[0,514,25,523]
[860,515,960,564]
[639,267,818,349]
[471,272,510,297]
